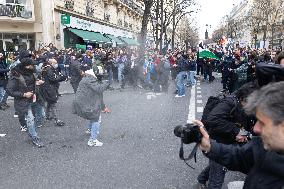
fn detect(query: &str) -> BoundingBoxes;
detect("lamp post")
[205,24,211,39]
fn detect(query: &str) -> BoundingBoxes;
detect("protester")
[41,58,67,126]
[0,53,10,110]
[69,53,84,93]
[72,68,109,147]
[6,52,44,147]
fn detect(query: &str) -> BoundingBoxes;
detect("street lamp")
[205,24,211,39]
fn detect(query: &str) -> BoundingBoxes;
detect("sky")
[196,0,239,39]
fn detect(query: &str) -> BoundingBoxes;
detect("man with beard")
[6,53,44,147]
[41,58,67,126]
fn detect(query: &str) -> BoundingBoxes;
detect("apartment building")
[0,0,40,51]
[0,0,143,51]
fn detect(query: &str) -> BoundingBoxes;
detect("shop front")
[0,32,35,52]
[59,14,139,49]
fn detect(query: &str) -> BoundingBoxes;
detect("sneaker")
[102,107,111,113]
[55,120,65,126]
[85,128,91,134]
[20,126,28,132]
[31,136,44,148]
[175,94,184,98]
[181,94,186,97]
[14,114,18,118]
[87,139,103,147]
[37,124,43,128]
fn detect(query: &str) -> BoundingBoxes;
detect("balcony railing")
[119,0,143,15]
[0,3,34,20]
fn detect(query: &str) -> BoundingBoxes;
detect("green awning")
[105,34,125,45]
[69,28,111,43]
[119,37,140,46]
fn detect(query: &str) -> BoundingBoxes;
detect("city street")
[0,77,244,189]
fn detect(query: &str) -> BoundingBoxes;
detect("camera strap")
[179,138,199,169]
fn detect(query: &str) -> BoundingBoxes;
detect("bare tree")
[248,0,284,48]
[139,0,154,60]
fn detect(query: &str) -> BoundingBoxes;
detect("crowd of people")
[0,42,283,188]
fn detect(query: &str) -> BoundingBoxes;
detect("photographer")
[197,82,257,189]
[196,81,284,189]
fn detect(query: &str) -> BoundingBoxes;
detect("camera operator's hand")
[192,120,211,153]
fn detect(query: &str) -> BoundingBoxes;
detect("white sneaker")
[87,139,103,147]
[14,114,18,118]
[175,94,184,98]
[85,128,91,134]
[20,126,27,132]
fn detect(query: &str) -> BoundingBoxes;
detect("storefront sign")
[75,44,86,50]
[61,14,70,25]
[63,15,134,38]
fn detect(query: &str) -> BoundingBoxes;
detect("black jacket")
[69,59,83,84]
[176,56,189,73]
[207,137,284,189]
[6,69,35,114]
[41,64,66,103]
[206,96,249,144]
[0,59,9,87]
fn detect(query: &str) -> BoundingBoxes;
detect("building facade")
[0,0,143,52]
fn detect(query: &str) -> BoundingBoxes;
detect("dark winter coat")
[81,56,93,71]
[176,56,189,73]
[207,137,284,189]
[73,75,108,122]
[189,60,197,71]
[0,59,9,87]
[69,59,83,85]
[6,69,35,114]
[40,64,66,103]
[206,96,249,144]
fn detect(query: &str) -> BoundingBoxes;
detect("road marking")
[187,85,196,123]
[197,86,201,90]
[197,107,204,113]
[227,181,244,189]
[197,100,203,104]
[197,91,201,94]
[197,95,202,98]
[197,83,200,86]
[0,134,6,137]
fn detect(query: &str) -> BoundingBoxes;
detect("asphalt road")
[0,77,244,189]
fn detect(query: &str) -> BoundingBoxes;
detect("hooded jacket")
[72,74,108,122]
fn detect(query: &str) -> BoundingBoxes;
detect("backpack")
[201,95,237,130]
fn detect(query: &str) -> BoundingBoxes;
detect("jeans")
[33,103,45,127]
[176,71,187,96]
[0,86,8,105]
[108,69,113,86]
[25,104,38,137]
[88,116,101,140]
[197,160,226,189]
[62,66,70,77]
[187,71,196,86]
[118,64,124,83]
[46,102,58,121]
